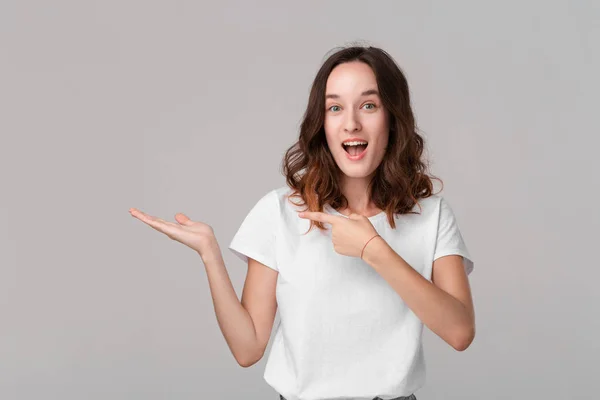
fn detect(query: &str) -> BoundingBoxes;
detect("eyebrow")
[325,89,379,100]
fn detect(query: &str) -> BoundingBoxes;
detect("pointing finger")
[297,211,339,224]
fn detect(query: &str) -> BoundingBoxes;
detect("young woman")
[130,45,475,400]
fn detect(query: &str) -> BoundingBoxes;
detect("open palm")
[129,208,214,254]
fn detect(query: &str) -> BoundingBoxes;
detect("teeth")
[343,141,368,146]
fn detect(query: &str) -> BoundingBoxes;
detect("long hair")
[281,45,442,233]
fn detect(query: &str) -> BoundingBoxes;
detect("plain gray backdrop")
[2,1,598,399]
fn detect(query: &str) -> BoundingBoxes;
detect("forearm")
[199,238,260,366]
[362,237,473,350]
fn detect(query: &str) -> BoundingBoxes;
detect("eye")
[363,103,376,110]
[328,105,341,112]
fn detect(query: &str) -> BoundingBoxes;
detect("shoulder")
[411,193,444,218]
[416,193,460,214]
[399,194,453,229]
[271,185,302,212]
[249,185,296,217]
[272,184,294,202]
[421,194,465,226]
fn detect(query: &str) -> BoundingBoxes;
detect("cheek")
[323,121,340,147]
[367,112,389,130]
[323,117,338,133]
[323,130,337,153]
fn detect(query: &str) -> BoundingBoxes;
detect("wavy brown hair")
[281,45,442,233]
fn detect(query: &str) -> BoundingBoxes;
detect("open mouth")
[342,142,368,156]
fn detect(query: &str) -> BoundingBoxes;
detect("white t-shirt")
[229,185,474,400]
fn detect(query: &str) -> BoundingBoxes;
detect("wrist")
[361,235,389,267]
[198,235,220,261]
[360,234,380,259]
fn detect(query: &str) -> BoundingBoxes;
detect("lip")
[342,137,369,145]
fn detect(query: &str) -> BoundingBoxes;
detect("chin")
[333,150,382,179]
[338,166,376,179]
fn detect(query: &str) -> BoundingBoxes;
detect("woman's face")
[323,61,390,182]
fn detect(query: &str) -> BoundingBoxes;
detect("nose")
[343,110,361,132]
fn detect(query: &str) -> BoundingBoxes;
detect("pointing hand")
[297,210,381,259]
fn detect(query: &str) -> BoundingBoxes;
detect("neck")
[338,174,380,215]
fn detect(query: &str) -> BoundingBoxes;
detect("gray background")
[2,1,598,399]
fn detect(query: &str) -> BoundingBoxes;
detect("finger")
[130,208,177,233]
[130,208,160,223]
[348,212,366,220]
[131,208,176,225]
[175,213,194,226]
[297,211,338,224]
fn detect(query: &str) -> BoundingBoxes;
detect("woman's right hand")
[129,208,216,256]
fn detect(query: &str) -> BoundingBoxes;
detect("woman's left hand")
[297,210,380,258]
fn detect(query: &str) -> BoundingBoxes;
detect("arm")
[200,237,278,367]
[362,237,475,351]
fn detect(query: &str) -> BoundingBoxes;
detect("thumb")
[348,212,363,220]
[175,213,194,226]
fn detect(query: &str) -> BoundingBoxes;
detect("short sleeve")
[433,197,474,276]
[228,189,279,271]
